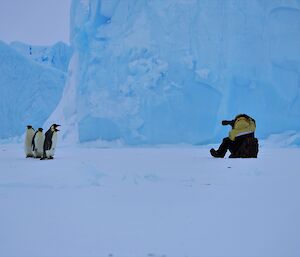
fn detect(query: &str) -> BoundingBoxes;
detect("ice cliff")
[0,41,68,139]
[10,41,72,73]
[48,0,300,144]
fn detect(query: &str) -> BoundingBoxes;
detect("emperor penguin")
[24,125,35,157]
[32,128,45,158]
[41,124,60,160]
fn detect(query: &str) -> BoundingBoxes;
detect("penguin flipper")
[43,139,52,151]
[32,131,37,151]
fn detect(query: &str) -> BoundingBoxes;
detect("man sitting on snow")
[210,114,258,158]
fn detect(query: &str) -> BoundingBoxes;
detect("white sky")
[0,0,71,45]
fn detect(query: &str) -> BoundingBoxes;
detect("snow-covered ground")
[0,144,300,257]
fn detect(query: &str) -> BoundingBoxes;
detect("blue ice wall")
[53,0,300,144]
[0,41,67,139]
[10,41,72,73]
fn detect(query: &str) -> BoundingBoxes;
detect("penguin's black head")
[27,125,32,129]
[52,124,60,132]
[38,128,43,132]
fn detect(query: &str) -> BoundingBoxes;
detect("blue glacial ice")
[0,41,68,139]
[46,0,300,144]
[10,41,72,73]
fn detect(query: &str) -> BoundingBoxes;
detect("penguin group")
[24,124,60,160]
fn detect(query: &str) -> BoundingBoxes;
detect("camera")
[222,120,234,126]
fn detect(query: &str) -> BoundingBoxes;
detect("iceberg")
[10,41,72,73]
[47,0,300,144]
[0,41,67,139]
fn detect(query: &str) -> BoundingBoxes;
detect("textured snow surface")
[49,0,300,145]
[0,41,67,139]
[0,144,300,257]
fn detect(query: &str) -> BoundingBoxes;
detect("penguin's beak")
[55,125,60,132]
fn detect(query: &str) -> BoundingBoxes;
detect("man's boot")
[210,148,224,158]
[210,137,232,158]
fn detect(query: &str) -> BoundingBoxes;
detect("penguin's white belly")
[24,131,35,156]
[25,144,33,155]
[46,133,57,158]
[34,135,45,158]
